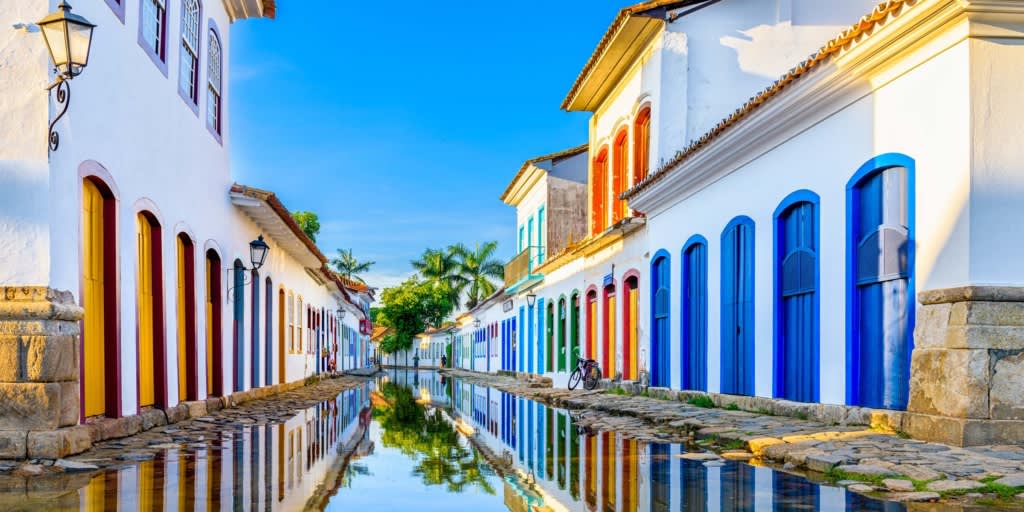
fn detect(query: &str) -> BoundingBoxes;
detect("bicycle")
[567,358,601,390]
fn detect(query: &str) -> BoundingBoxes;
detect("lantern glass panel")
[68,21,93,71]
[40,23,68,72]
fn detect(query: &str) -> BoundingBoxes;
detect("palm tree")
[332,248,375,283]
[453,241,504,310]
[411,247,466,308]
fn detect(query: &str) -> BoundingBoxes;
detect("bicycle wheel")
[583,366,601,390]
[568,368,582,390]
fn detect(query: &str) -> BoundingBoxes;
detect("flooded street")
[3,371,907,511]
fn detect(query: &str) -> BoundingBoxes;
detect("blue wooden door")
[778,202,818,402]
[855,167,910,409]
[682,241,707,390]
[721,220,754,395]
[651,256,671,387]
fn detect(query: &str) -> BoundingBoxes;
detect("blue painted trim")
[681,235,708,391]
[772,189,821,402]
[720,216,755,395]
[845,153,916,407]
[649,248,671,388]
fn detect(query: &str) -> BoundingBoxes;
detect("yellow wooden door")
[629,287,639,380]
[176,238,188,401]
[137,215,155,408]
[606,295,616,378]
[82,180,106,418]
[206,258,214,394]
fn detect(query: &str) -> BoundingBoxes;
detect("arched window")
[633,105,651,185]
[141,0,168,65]
[682,236,707,391]
[206,28,223,136]
[650,251,671,387]
[773,191,820,403]
[287,291,294,353]
[721,216,755,395]
[612,128,629,223]
[847,154,914,410]
[591,147,608,235]
[137,211,166,409]
[178,0,201,105]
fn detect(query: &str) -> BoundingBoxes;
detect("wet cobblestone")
[445,368,1024,509]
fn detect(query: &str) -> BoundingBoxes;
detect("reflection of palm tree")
[374,383,495,495]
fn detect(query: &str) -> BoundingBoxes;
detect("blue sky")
[229,1,625,289]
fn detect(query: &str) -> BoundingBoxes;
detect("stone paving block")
[995,474,1024,488]
[806,454,848,473]
[925,480,985,492]
[748,437,785,457]
[836,464,899,478]
[888,491,940,502]
[883,479,915,492]
[894,464,943,481]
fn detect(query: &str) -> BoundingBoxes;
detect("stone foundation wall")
[907,286,1024,446]
[0,287,82,459]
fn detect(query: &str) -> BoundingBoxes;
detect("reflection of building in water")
[449,382,878,511]
[75,385,371,511]
[380,369,452,408]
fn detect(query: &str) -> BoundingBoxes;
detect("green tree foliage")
[411,247,467,309]
[332,248,375,283]
[373,383,495,495]
[376,277,454,355]
[452,241,504,310]
[291,211,321,242]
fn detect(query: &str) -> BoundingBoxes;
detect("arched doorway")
[546,300,555,373]
[622,275,639,381]
[848,155,914,409]
[265,277,273,386]
[205,249,223,397]
[557,297,567,372]
[176,233,198,401]
[682,237,708,391]
[82,177,120,418]
[136,211,166,409]
[278,287,286,384]
[586,289,597,364]
[250,269,260,389]
[774,192,820,403]
[569,292,580,371]
[650,251,671,388]
[721,217,755,395]
[232,260,245,392]
[602,283,616,378]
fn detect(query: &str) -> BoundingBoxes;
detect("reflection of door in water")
[601,432,616,512]
[621,438,638,512]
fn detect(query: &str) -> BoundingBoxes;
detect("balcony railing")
[504,246,543,289]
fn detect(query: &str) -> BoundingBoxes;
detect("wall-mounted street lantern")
[38,1,95,151]
[249,235,269,270]
[226,235,271,302]
[336,308,346,320]
[473,319,481,329]
[526,293,537,308]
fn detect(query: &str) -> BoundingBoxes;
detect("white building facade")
[466,0,1024,446]
[0,0,373,458]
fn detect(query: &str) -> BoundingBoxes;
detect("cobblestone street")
[444,368,1024,508]
[0,376,369,510]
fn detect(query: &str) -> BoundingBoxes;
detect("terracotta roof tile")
[561,0,698,111]
[622,0,915,201]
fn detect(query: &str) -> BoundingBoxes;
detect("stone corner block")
[908,348,990,419]
[0,431,27,459]
[0,383,60,431]
[27,426,91,459]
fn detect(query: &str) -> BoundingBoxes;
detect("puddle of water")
[0,371,908,511]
